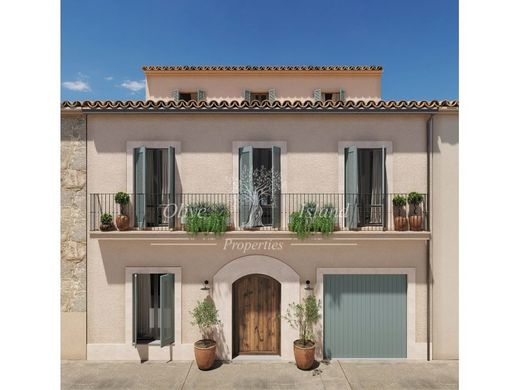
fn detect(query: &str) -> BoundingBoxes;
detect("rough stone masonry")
[61,114,86,313]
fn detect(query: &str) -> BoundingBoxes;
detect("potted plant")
[114,192,130,231]
[392,195,408,231]
[184,202,230,235]
[190,297,221,370]
[282,295,321,370]
[99,213,114,231]
[407,192,424,231]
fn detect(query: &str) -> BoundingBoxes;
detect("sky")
[61,0,458,101]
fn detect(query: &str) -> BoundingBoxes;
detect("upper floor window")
[244,89,276,103]
[179,92,197,101]
[344,146,386,229]
[172,89,206,102]
[238,145,281,229]
[313,89,345,102]
[134,146,176,229]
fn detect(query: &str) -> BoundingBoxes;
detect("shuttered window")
[134,147,176,229]
[132,273,175,347]
[238,145,281,228]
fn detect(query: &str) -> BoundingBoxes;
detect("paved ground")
[62,360,458,390]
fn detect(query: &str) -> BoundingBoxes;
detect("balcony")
[89,193,429,235]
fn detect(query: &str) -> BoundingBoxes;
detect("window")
[313,89,345,102]
[132,273,175,347]
[322,92,340,102]
[179,92,197,102]
[238,146,281,229]
[244,89,276,103]
[172,90,205,102]
[134,147,175,228]
[345,146,386,229]
[251,92,268,102]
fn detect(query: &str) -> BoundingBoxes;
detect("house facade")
[61,65,458,362]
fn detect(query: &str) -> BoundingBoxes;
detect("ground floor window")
[132,273,175,347]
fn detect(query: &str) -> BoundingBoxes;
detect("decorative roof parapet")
[61,100,458,113]
[142,65,383,72]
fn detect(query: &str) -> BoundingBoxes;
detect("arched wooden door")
[232,274,281,357]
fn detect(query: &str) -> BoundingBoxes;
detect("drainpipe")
[426,114,434,361]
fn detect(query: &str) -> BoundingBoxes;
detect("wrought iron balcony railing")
[89,193,429,233]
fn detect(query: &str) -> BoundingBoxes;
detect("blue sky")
[61,0,458,101]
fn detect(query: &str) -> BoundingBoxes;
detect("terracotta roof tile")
[61,100,458,113]
[142,65,383,72]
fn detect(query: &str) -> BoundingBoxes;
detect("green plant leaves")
[288,202,336,239]
[184,202,230,235]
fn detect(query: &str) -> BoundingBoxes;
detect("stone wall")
[61,114,86,312]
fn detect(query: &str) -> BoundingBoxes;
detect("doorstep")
[232,355,283,362]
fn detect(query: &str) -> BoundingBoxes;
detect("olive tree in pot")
[190,296,221,370]
[407,192,424,231]
[392,195,408,231]
[115,192,130,231]
[282,295,321,370]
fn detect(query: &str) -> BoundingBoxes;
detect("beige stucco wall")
[83,110,458,360]
[432,113,459,359]
[62,312,87,359]
[87,235,428,349]
[87,113,428,195]
[145,73,381,101]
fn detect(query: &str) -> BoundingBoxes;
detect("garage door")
[324,274,407,359]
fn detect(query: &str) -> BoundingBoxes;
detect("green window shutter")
[134,146,147,229]
[132,273,139,347]
[160,274,175,346]
[339,89,345,102]
[271,146,281,228]
[172,89,179,102]
[197,89,206,102]
[239,145,254,227]
[345,146,359,229]
[244,90,251,103]
[168,147,176,229]
[313,89,322,102]
[268,89,276,103]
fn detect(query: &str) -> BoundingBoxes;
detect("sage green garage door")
[324,274,407,359]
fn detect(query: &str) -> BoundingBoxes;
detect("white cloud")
[62,80,91,92]
[104,76,113,81]
[120,79,146,92]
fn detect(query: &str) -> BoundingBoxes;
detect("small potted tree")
[99,213,114,231]
[190,297,221,370]
[114,192,130,231]
[392,195,408,231]
[282,295,321,370]
[407,192,424,231]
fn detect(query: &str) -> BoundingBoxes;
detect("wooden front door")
[232,274,281,356]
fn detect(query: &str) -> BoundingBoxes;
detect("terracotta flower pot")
[194,339,217,370]
[409,214,423,231]
[116,214,130,231]
[293,340,315,370]
[393,216,408,231]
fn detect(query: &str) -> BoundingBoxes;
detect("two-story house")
[61,65,458,362]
